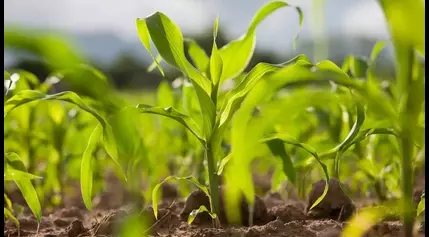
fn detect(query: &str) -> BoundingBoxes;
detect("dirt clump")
[306,178,356,222]
[67,219,86,237]
[268,204,306,223]
[180,186,269,226]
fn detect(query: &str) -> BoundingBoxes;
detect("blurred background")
[4,0,395,90]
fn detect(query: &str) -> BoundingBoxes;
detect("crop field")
[3,1,425,237]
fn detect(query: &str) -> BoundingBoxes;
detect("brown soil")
[4,178,426,237]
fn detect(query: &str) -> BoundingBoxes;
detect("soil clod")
[306,178,356,222]
[268,204,306,223]
[180,186,269,226]
[67,219,86,237]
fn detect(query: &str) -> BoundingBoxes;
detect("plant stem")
[205,143,220,227]
[399,133,415,237]
[398,48,417,237]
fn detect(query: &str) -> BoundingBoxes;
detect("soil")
[4,177,426,237]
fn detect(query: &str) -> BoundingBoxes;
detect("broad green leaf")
[4,208,20,232]
[377,0,424,56]
[187,205,218,224]
[4,27,84,69]
[219,1,303,83]
[136,13,216,139]
[218,62,282,127]
[210,16,223,86]
[265,139,296,185]
[4,152,42,222]
[4,167,43,181]
[80,124,103,210]
[136,13,211,93]
[271,58,398,125]
[194,83,216,139]
[136,104,205,144]
[136,19,165,76]
[186,39,209,73]
[260,135,329,210]
[341,204,399,237]
[152,176,209,219]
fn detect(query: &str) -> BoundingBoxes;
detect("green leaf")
[377,0,424,56]
[4,194,13,210]
[4,208,20,232]
[369,41,387,63]
[260,135,329,210]
[152,176,209,219]
[344,56,369,78]
[210,16,223,86]
[342,203,399,237]
[343,128,398,152]
[80,124,103,210]
[219,1,303,83]
[417,193,425,216]
[217,153,232,176]
[187,205,218,224]
[147,54,163,73]
[4,152,42,222]
[186,39,209,73]
[367,41,387,83]
[338,102,366,151]
[4,27,85,70]
[136,13,210,93]
[136,19,165,76]
[136,104,205,145]
[265,138,296,185]
[218,62,282,127]
[136,13,216,139]
[4,167,43,181]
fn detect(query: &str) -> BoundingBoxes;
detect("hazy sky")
[4,0,390,65]
[4,0,388,41]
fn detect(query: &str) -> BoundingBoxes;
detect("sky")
[4,0,390,65]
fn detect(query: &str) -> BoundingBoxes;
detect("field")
[4,1,425,237]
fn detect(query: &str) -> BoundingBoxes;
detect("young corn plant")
[135,1,304,225]
[4,70,43,234]
[3,68,129,214]
[342,0,425,236]
[221,25,422,224]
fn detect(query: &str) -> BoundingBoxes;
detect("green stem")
[398,48,416,237]
[205,143,220,227]
[399,133,415,237]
